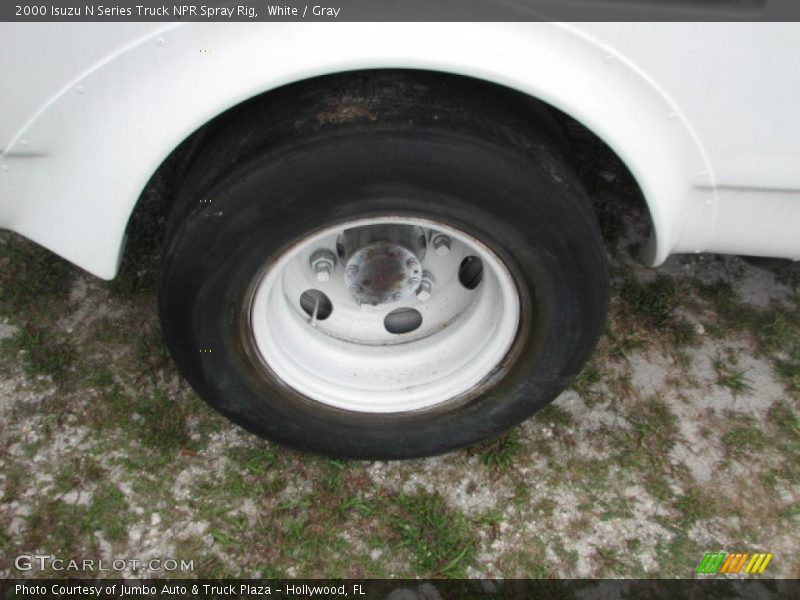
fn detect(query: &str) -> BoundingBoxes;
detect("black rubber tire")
[158,71,608,459]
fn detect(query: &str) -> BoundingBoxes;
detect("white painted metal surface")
[0,23,798,279]
[249,217,520,412]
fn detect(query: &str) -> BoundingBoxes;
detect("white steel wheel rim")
[249,216,520,413]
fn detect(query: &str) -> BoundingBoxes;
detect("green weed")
[473,427,524,471]
[713,355,754,395]
[386,491,476,577]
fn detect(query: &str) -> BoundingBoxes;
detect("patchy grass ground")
[1,129,799,581]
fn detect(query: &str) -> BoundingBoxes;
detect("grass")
[763,402,800,487]
[622,399,679,457]
[611,399,684,503]
[386,491,477,577]
[653,526,705,578]
[620,277,681,327]
[0,234,76,318]
[712,354,754,396]
[25,482,131,558]
[775,346,800,393]
[472,427,524,471]
[618,276,698,350]
[593,547,625,575]
[696,280,800,396]
[571,361,605,405]
[674,486,718,523]
[503,546,552,579]
[768,401,800,441]
[52,455,106,494]
[721,425,767,452]
[1,323,74,384]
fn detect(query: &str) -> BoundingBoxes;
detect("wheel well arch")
[124,68,652,277]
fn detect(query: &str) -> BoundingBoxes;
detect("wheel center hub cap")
[344,242,422,305]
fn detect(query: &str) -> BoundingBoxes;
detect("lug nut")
[310,249,336,282]
[416,280,432,302]
[416,271,435,301]
[406,258,420,271]
[314,264,331,282]
[432,234,451,256]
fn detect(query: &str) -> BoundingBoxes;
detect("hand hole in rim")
[459,255,483,290]
[299,289,333,320]
[384,307,423,334]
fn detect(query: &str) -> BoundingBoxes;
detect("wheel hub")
[344,242,422,305]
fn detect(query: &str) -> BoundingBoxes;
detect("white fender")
[0,22,715,279]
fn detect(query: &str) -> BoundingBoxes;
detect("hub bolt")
[310,249,336,282]
[432,234,451,256]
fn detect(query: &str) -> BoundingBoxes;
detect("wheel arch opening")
[120,69,654,286]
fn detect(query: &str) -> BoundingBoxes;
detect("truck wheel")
[158,73,608,459]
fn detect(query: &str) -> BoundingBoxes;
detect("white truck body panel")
[0,22,798,279]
